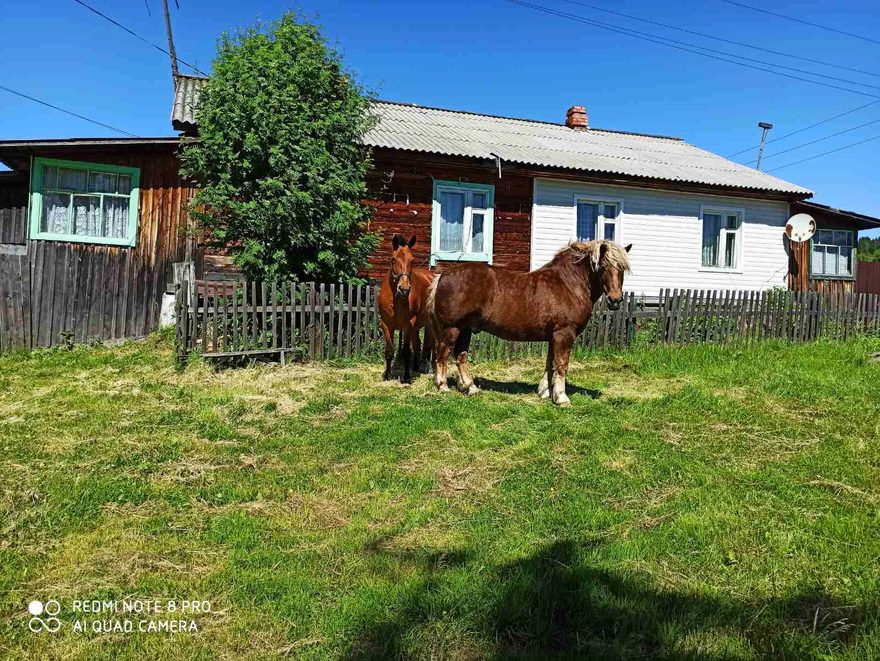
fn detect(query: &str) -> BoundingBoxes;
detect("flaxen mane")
[554,240,631,272]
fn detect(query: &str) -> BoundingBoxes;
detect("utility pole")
[162,0,179,80]
[756,121,773,170]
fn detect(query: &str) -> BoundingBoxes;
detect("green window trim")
[808,230,857,281]
[430,180,495,267]
[29,157,141,247]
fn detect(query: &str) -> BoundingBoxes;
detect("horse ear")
[392,234,402,250]
[408,235,417,248]
[624,243,632,253]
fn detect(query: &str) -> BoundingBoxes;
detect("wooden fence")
[655,289,880,344]
[174,281,641,364]
[174,282,880,365]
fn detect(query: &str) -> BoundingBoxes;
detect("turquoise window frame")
[431,180,495,266]
[808,229,857,281]
[29,157,141,247]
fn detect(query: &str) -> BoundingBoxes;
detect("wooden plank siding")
[857,262,880,294]
[787,208,858,294]
[0,144,194,349]
[0,177,28,245]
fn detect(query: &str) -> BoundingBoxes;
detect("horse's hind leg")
[421,325,434,373]
[434,327,456,393]
[454,329,478,396]
[538,341,554,399]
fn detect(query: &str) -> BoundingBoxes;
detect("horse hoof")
[539,390,550,400]
[555,396,571,407]
[438,384,450,393]
[465,384,479,396]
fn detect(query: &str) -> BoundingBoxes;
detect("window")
[576,199,619,242]
[811,229,855,279]
[701,208,742,269]
[29,158,140,246]
[431,180,494,265]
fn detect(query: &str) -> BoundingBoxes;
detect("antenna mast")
[756,121,774,170]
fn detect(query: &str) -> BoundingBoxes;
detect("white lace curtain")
[40,166,130,239]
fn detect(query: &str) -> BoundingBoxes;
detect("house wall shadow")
[347,539,867,660]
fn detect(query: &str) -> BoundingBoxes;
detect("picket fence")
[174,281,880,365]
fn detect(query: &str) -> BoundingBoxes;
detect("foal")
[427,240,631,405]
[378,234,433,383]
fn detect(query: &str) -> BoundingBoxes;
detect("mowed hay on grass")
[0,334,879,660]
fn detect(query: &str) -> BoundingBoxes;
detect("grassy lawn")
[1,333,879,660]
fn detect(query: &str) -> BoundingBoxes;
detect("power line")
[528,1,880,94]
[767,134,880,172]
[722,0,880,47]
[503,1,880,99]
[72,0,207,76]
[744,117,880,165]
[561,0,880,80]
[726,100,880,157]
[0,85,139,137]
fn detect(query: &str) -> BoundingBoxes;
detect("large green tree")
[181,13,378,282]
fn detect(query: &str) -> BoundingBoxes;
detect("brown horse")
[378,234,434,383]
[426,240,631,406]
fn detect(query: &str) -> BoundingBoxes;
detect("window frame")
[29,157,141,247]
[430,180,495,266]
[573,196,623,243]
[699,205,744,272]
[809,228,857,281]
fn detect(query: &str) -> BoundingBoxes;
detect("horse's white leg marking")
[457,352,478,395]
[538,371,550,399]
[552,370,570,407]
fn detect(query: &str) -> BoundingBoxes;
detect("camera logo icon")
[28,600,61,633]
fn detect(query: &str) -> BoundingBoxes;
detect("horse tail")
[425,273,442,334]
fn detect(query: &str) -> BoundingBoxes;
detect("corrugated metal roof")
[171,74,207,132]
[170,76,811,196]
[367,101,811,195]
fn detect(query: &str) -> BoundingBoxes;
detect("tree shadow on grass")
[475,378,600,399]
[348,539,869,660]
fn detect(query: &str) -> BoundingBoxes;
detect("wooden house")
[1,75,878,350]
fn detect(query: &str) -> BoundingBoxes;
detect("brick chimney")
[565,105,588,130]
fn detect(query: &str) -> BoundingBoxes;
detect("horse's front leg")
[538,341,554,400]
[551,328,576,407]
[410,322,422,374]
[401,326,413,384]
[381,321,394,380]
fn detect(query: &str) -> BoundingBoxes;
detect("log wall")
[363,150,532,280]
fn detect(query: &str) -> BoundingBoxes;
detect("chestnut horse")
[426,240,631,406]
[378,234,433,383]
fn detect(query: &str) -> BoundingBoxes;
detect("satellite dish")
[785,213,816,243]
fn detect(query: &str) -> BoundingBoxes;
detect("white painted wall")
[531,178,791,296]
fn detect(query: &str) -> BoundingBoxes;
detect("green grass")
[1,334,879,660]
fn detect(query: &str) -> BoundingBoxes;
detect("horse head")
[390,233,418,298]
[588,241,632,310]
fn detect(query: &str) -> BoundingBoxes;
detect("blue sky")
[2,0,878,237]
